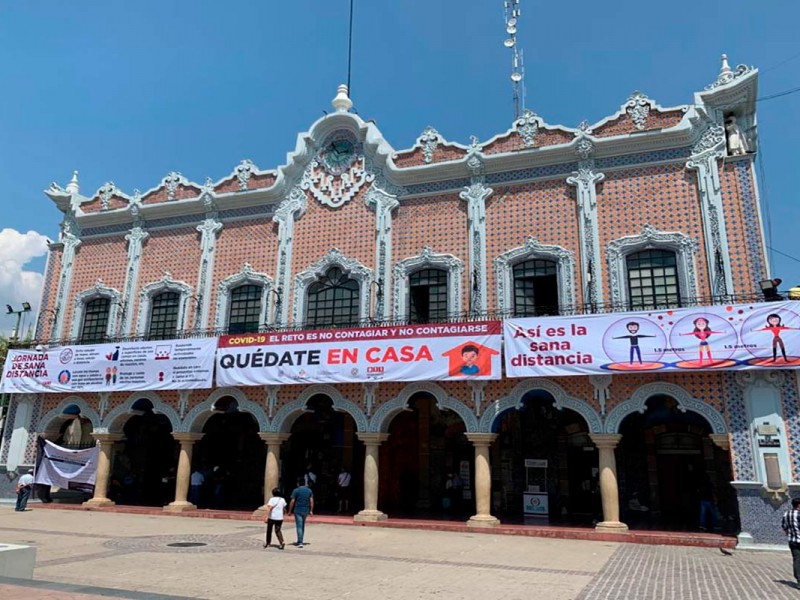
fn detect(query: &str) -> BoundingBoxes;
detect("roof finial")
[720,54,732,77]
[66,170,79,194]
[332,84,353,113]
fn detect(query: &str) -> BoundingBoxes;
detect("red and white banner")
[504,300,800,378]
[0,338,216,393]
[216,321,502,386]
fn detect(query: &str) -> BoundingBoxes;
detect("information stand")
[522,458,549,517]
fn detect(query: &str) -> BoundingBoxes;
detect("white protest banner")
[504,300,800,378]
[1,338,217,393]
[216,321,502,386]
[34,438,99,493]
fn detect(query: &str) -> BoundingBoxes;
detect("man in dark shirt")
[613,322,655,364]
[288,477,314,548]
[782,497,800,585]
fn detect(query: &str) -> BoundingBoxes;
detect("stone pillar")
[253,433,290,517]
[354,433,389,522]
[590,434,628,532]
[84,433,124,508]
[165,433,203,513]
[466,433,500,528]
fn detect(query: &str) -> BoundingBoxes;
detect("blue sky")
[0,0,798,331]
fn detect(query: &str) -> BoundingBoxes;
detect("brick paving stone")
[577,544,799,600]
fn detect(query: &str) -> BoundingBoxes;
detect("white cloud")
[0,228,49,337]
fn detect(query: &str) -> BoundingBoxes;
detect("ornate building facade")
[1,57,795,547]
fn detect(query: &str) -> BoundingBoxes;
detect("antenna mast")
[347,0,355,94]
[503,0,525,119]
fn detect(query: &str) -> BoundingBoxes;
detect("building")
[1,56,795,547]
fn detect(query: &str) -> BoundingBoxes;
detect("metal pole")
[347,0,354,93]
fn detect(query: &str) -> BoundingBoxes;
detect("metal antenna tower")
[503,0,526,119]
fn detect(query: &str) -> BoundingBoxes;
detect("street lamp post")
[5,302,32,342]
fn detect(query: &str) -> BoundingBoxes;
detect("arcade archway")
[109,398,177,507]
[283,394,363,514]
[192,396,265,510]
[617,394,738,532]
[380,393,472,518]
[490,389,599,524]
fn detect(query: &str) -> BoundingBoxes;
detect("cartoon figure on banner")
[669,313,737,369]
[741,307,800,367]
[105,367,112,386]
[601,317,667,371]
[753,314,798,363]
[679,317,721,365]
[112,366,118,385]
[613,322,656,365]
[460,345,480,375]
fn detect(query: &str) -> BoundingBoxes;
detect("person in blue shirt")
[288,477,314,548]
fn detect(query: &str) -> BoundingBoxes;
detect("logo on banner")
[104,346,120,361]
[441,341,499,377]
[58,370,71,384]
[59,348,73,364]
[155,345,172,360]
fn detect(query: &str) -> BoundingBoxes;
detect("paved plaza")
[0,507,797,599]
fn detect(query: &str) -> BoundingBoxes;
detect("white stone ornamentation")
[706,54,754,90]
[514,109,539,147]
[459,181,492,315]
[393,247,463,321]
[606,225,699,309]
[235,160,256,191]
[625,91,651,130]
[293,249,372,326]
[419,127,440,164]
[366,184,400,320]
[494,237,575,316]
[69,281,123,340]
[135,274,194,336]
[214,263,274,330]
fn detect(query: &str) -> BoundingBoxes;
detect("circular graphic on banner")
[59,348,73,364]
[740,305,800,366]
[601,317,667,370]
[58,370,72,384]
[668,312,736,369]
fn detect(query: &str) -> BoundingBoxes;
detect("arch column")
[84,433,124,508]
[466,433,499,527]
[165,433,203,513]
[253,432,291,517]
[354,433,389,522]
[590,434,628,532]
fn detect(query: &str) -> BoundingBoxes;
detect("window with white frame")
[306,267,360,327]
[409,268,448,323]
[625,249,681,310]
[228,284,262,334]
[80,298,111,343]
[512,259,559,316]
[147,291,181,340]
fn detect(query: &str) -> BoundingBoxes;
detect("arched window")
[80,297,111,343]
[625,249,680,310]
[228,284,262,334]
[409,268,448,323]
[512,259,559,316]
[147,291,181,340]
[306,267,360,327]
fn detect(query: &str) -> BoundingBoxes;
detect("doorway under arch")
[617,394,738,532]
[109,398,177,507]
[491,389,599,524]
[380,393,471,518]
[192,396,265,510]
[283,394,363,514]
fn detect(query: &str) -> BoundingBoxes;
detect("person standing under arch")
[288,477,314,548]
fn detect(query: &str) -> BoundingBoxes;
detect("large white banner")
[1,338,217,393]
[34,438,99,493]
[216,321,502,386]
[504,300,800,378]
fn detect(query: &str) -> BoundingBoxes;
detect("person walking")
[15,472,35,512]
[288,477,314,548]
[337,467,352,513]
[263,488,287,550]
[782,497,800,586]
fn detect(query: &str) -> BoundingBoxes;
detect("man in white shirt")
[15,472,34,512]
[337,467,352,513]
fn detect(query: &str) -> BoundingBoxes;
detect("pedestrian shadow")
[775,579,799,590]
